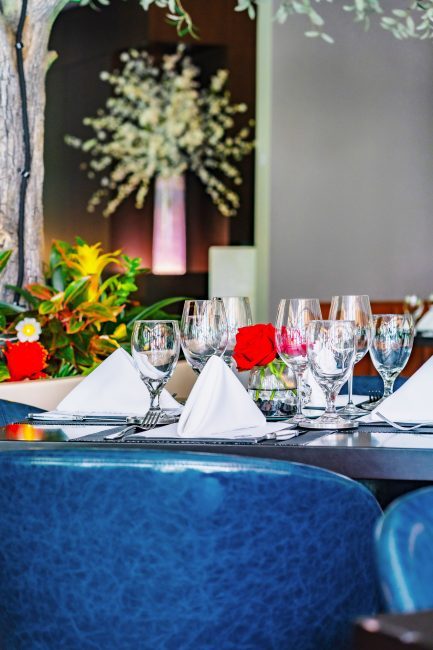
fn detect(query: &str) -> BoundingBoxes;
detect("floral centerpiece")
[0,239,182,382]
[66,45,254,219]
[233,323,297,417]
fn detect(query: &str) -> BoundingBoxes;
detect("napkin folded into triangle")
[177,355,266,436]
[369,356,433,424]
[49,348,179,417]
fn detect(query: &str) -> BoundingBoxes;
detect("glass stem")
[382,374,396,399]
[324,385,338,416]
[347,370,354,407]
[294,368,304,416]
[145,379,163,410]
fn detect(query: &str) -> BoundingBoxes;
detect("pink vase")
[152,175,187,275]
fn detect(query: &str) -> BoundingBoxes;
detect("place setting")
[18,292,429,446]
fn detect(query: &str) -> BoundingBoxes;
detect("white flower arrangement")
[66,46,254,218]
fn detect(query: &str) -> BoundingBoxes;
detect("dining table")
[2,421,433,506]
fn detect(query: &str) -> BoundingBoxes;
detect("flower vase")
[247,360,297,417]
[152,174,187,275]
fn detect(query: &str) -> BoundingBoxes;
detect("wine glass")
[180,299,228,374]
[275,298,322,424]
[218,297,253,367]
[329,295,373,417]
[131,320,180,423]
[362,314,414,411]
[305,320,358,429]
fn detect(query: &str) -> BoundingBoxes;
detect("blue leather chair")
[0,450,381,650]
[375,486,433,613]
[0,399,43,426]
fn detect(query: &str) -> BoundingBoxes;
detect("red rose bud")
[233,323,277,371]
[4,341,49,382]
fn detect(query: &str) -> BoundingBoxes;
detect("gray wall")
[269,4,433,316]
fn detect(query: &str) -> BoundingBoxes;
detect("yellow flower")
[67,243,120,280]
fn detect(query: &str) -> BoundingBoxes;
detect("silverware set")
[104,409,161,441]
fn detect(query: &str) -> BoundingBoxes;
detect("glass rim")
[330,294,370,299]
[132,319,179,324]
[306,319,356,326]
[278,297,321,303]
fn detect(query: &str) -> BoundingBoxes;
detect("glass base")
[301,415,359,430]
[338,402,367,418]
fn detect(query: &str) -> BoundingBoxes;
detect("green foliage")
[235,0,433,43]
[0,238,184,380]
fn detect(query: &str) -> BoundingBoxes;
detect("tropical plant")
[0,238,184,381]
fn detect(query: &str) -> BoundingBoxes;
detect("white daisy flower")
[15,318,42,343]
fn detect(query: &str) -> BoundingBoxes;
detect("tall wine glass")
[131,320,180,423]
[218,297,253,367]
[180,299,228,374]
[329,295,373,417]
[305,320,358,429]
[362,314,414,411]
[275,298,322,424]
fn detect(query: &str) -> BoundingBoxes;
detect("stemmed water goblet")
[218,297,253,367]
[305,320,358,429]
[329,295,373,417]
[131,320,180,424]
[180,298,228,374]
[275,298,322,424]
[361,314,414,411]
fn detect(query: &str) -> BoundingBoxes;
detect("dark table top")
[3,422,433,483]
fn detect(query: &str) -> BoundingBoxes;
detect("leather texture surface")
[375,486,433,613]
[0,399,42,426]
[0,449,381,649]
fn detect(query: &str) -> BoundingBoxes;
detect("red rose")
[4,341,49,381]
[233,323,277,371]
[278,326,307,357]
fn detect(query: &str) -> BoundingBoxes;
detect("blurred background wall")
[268,2,433,317]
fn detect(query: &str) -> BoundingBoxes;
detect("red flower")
[233,323,277,371]
[3,341,49,382]
[278,326,307,357]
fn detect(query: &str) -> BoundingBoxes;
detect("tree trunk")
[0,1,68,297]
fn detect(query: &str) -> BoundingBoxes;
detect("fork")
[104,409,160,441]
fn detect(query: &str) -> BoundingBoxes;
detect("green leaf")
[39,300,61,315]
[0,362,10,382]
[63,277,91,306]
[0,301,26,315]
[126,297,186,327]
[5,285,38,307]
[0,250,12,274]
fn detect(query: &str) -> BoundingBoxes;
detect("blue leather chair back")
[0,450,381,650]
[375,486,433,613]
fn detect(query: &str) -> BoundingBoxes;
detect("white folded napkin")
[417,308,433,334]
[368,356,433,424]
[177,355,267,437]
[50,348,179,417]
